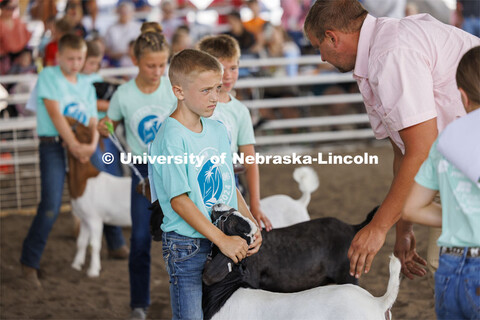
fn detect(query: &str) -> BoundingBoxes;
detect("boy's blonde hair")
[134,22,169,60]
[456,46,480,106]
[196,34,240,61]
[58,34,86,53]
[169,49,223,86]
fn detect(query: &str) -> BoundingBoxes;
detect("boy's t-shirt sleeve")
[157,143,192,202]
[107,89,123,121]
[237,103,256,146]
[415,142,440,191]
[37,68,59,101]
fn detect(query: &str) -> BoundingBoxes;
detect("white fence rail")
[0,55,373,213]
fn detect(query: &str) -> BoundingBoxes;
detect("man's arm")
[403,182,442,227]
[348,118,437,278]
[170,194,249,264]
[238,144,273,231]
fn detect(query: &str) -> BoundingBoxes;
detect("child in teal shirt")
[150,49,262,319]
[403,46,480,320]
[20,34,99,286]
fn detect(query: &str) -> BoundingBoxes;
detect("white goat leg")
[86,219,103,277]
[71,220,89,271]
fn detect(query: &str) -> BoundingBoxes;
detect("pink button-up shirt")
[354,14,480,154]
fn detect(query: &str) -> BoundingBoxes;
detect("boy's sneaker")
[130,308,147,320]
[108,245,129,260]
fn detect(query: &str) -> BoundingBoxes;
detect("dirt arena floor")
[0,145,436,319]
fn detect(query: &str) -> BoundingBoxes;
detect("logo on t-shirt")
[63,101,88,125]
[130,106,170,147]
[196,147,234,211]
[138,115,162,145]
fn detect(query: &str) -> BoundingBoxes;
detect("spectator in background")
[243,0,267,36]
[81,0,99,34]
[170,26,192,56]
[64,0,87,38]
[457,0,480,37]
[160,0,184,44]
[119,0,151,12]
[0,0,32,74]
[105,1,141,67]
[280,0,311,50]
[44,18,72,67]
[225,11,258,55]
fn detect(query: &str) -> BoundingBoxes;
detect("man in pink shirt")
[304,0,480,280]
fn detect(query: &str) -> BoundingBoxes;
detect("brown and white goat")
[66,117,131,277]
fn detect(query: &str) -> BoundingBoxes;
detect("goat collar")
[212,207,237,232]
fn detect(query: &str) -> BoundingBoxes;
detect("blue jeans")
[435,249,480,320]
[162,231,212,320]
[21,141,125,270]
[129,164,152,309]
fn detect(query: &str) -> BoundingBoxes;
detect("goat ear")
[202,254,233,286]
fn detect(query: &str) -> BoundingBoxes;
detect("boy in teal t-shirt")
[20,34,100,286]
[150,49,262,319]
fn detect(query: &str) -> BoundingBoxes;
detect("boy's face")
[58,47,86,76]
[134,50,169,84]
[82,56,102,74]
[218,57,239,93]
[178,70,223,118]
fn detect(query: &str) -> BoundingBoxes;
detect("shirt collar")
[353,14,377,79]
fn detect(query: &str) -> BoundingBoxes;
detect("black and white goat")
[202,203,380,319]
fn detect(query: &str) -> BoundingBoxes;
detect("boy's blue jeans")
[129,164,152,309]
[21,141,125,270]
[435,248,480,320]
[162,231,212,320]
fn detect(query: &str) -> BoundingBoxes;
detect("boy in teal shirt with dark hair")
[150,49,262,319]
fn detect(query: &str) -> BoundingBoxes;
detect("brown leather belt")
[440,246,480,258]
[39,136,61,143]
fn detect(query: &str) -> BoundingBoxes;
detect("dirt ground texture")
[0,145,436,319]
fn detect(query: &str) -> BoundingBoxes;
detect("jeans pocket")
[171,240,200,263]
[462,277,480,317]
[435,272,451,313]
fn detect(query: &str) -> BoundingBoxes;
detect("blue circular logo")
[198,159,224,209]
[64,102,87,124]
[138,115,162,144]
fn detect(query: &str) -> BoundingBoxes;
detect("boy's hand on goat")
[348,223,387,278]
[250,207,272,232]
[97,117,112,137]
[394,227,427,280]
[217,235,249,264]
[247,228,262,256]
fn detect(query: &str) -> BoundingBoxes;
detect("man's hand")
[394,228,427,279]
[247,228,262,256]
[250,206,272,232]
[348,223,387,278]
[217,235,249,264]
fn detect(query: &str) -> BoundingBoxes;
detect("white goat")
[260,166,319,228]
[66,117,131,277]
[211,254,401,320]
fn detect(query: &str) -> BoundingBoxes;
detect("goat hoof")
[71,262,82,271]
[87,269,100,277]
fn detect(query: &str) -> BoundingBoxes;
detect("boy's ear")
[172,85,185,101]
[131,55,138,66]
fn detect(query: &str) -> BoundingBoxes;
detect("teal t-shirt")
[107,77,177,155]
[415,139,480,247]
[210,95,256,154]
[83,73,106,119]
[36,66,97,136]
[151,117,238,238]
